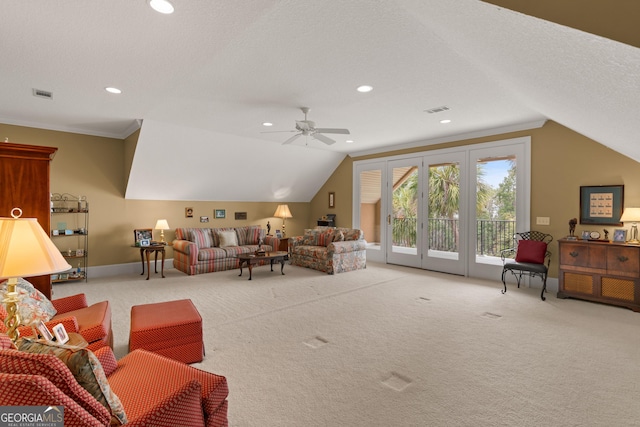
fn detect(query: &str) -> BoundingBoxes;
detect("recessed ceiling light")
[262,122,273,127]
[440,119,451,124]
[105,87,122,94]
[346,140,354,144]
[149,0,174,14]
[356,85,373,93]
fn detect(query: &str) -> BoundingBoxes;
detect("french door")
[353,137,530,280]
[422,151,467,275]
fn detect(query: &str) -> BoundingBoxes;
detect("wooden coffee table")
[237,251,289,280]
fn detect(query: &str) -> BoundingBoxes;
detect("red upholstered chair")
[501,231,553,301]
[0,334,228,427]
[0,293,112,352]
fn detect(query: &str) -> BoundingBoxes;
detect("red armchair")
[0,334,229,427]
[0,293,112,352]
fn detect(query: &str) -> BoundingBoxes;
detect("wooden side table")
[278,237,289,252]
[132,244,168,280]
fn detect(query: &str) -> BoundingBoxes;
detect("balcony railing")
[392,218,516,256]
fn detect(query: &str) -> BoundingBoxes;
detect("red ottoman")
[129,299,204,364]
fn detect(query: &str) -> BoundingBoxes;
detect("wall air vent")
[32,88,53,100]
[424,105,450,114]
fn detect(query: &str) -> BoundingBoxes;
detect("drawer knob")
[569,251,579,257]
[617,255,629,262]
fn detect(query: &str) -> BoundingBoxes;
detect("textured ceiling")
[1,1,638,202]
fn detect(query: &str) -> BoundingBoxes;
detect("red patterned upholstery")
[129,299,204,364]
[107,349,228,427]
[0,293,112,352]
[0,334,229,427]
[0,373,106,427]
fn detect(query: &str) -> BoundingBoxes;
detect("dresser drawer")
[607,246,640,277]
[559,242,606,269]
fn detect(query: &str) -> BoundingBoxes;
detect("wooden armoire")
[0,142,58,298]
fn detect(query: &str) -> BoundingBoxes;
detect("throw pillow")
[190,229,213,249]
[0,278,57,325]
[18,337,128,426]
[218,230,239,247]
[515,240,547,264]
[333,230,345,242]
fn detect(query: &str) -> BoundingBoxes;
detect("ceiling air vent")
[32,88,53,100]
[424,105,450,114]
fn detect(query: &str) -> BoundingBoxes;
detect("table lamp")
[620,207,640,244]
[0,208,71,343]
[273,205,292,237]
[154,219,170,243]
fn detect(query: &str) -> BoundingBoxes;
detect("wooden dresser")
[0,142,57,299]
[558,239,640,312]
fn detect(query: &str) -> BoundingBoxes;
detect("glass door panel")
[354,162,385,263]
[387,158,422,268]
[423,151,466,275]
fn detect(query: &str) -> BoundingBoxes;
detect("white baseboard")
[86,258,175,279]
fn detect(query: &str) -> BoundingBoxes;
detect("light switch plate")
[536,216,550,225]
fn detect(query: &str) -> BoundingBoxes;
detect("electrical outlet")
[536,216,550,225]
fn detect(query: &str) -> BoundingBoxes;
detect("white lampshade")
[0,212,71,279]
[620,207,640,244]
[273,205,292,219]
[1,209,72,343]
[154,219,170,230]
[620,208,640,223]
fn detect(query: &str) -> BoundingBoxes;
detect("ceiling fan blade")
[314,128,350,135]
[261,130,297,133]
[282,133,302,145]
[313,133,336,145]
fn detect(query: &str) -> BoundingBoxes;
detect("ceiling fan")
[264,107,350,145]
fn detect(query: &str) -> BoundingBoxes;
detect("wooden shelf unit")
[558,239,640,312]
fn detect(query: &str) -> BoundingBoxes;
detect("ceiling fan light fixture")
[149,0,174,14]
[356,85,373,93]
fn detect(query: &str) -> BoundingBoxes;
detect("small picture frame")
[215,209,226,219]
[200,216,209,223]
[613,229,627,242]
[134,229,153,244]
[235,212,247,220]
[185,207,194,218]
[275,230,283,238]
[140,239,151,247]
[64,229,74,235]
[329,192,335,208]
[58,273,69,281]
[52,229,59,236]
[37,320,54,341]
[52,323,69,344]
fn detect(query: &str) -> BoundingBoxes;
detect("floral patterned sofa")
[173,226,280,275]
[289,227,366,274]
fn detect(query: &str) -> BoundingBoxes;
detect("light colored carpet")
[53,262,640,426]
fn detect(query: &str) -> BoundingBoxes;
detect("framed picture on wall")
[580,185,624,225]
[215,209,226,219]
[329,192,335,208]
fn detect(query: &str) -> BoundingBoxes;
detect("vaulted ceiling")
[1,1,639,202]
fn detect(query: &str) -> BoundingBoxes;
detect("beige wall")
[0,123,310,267]
[5,120,640,280]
